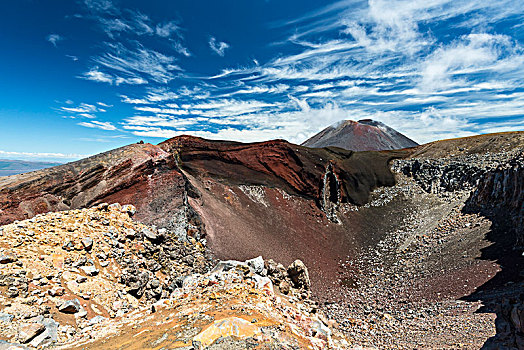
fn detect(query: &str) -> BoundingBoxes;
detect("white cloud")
[81,67,114,84]
[420,33,516,90]
[115,76,148,85]
[93,42,180,83]
[80,66,148,85]
[209,37,230,56]
[79,113,96,119]
[172,41,191,57]
[99,18,131,38]
[0,150,87,161]
[156,21,180,38]
[61,103,99,114]
[129,11,154,35]
[46,34,63,47]
[84,0,117,14]
[78,120,117,130]
[120,95,151,104]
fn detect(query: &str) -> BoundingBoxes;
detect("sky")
[0,0,523,162]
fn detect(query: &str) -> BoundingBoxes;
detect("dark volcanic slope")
[302,119,419,151]
[0,159,62,177]
[160,136,404,206]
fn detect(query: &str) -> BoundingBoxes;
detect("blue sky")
[0,0,523,161]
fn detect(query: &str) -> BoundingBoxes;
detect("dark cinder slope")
[302,119,418,151]
[0,159,62,177]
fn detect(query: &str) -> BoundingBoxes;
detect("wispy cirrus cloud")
[46,34,63,47]
[66,0,523,145]
[83,0,118,15]
[156,21,180,38]
[78,120,117,130]
[91,42,181,84]
[209,37,230,56]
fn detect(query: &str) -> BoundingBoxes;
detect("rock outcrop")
[466,154,524,247]
[0,206,348,349]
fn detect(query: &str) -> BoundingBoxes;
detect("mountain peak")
[302,119,418,151]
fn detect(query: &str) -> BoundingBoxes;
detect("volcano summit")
[302,119,419,151]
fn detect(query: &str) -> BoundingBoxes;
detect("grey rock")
[81,237,93,251]
[287,259,311,290]
[245,256,265,275]
[211,260,248,274]
[18,323,45,343]
[88,316,106,325]
[121,204,136,216]
[29,318,58,348]
[80,265,99,276]
[0,250,17,264]
[125,228,136,239]
[108,203,122,211]
[58,299,81,314]
[142,228,158,241]
[0,340,29,350]
[0,313,14,323]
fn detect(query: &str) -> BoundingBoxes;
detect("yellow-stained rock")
[193,317,259,347]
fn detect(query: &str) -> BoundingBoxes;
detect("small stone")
[0,250,17,264]
[80,266,99,277]
[76,275,88,283]
[142,228,158,241]
[245,256,265,275]
[125,228,136,239]
[7,287,19,298]
[0,312,14,323]
[150,279,160,289]
[81,237,93,251]
[88,316,106,325]
[58,299,81,314]
[30,317,58,347]
[108,203,122,211]
[62,241,74,251]
[287,259,311,290]
[279,281,291,295]
[18,323,45,343]
[48,288,65,297]
[122,204,136,216]
[75,309,87,318]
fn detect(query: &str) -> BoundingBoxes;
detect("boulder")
[0,250,17,264]
[81,237,93,251]
[245,256,265,275]
[58,299,81,314]
[142,228,158,242]
[18,323,45,343]
[29,318,58,348]
[287,260,311,290]
[80,265,99,276]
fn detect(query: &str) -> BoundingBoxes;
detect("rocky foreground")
[0,204,349,349]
